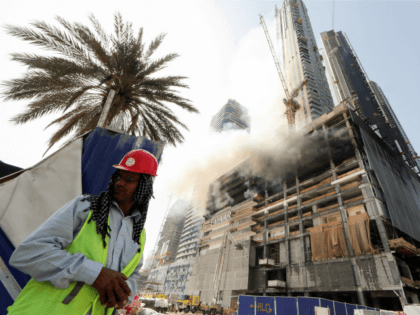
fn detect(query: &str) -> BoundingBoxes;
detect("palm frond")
[88,14,109,48]
[145,33,166,60]
[3,12,199,151]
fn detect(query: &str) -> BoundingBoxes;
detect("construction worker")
[7,149,158,315]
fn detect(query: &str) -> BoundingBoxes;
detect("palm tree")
[2,13,198,154]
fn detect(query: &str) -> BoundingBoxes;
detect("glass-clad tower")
[321,30,419,175]
[210,99,250,133]
[275,0,334,128]
[176,208,204,261]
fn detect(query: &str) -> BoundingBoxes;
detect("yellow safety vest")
[7,210,145,315]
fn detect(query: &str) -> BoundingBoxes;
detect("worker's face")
[113,170,141,204]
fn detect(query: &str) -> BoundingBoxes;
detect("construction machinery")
[259,14,308,127]
[177,294,200,313]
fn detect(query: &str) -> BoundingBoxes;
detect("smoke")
[166,108,353,216]
[161,20,352,217]
[244,188,258,199]
[166,198,191,218]
[211,180,234,209]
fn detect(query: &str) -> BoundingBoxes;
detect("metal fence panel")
[320,299,335,315]
[276,297,298,315]
[346,303,357,315]
[334,302,348,315]
[298,297,320,315]
[239,295,255,315]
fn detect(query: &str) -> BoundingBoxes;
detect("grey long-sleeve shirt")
[9,195,144,315]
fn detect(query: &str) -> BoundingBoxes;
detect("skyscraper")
[275,0,334,128]
[368,81,420,172]
[210,99,250,133]
[321,30,419,175]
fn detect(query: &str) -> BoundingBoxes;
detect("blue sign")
[255,297,275,315]
[239,296,255,315]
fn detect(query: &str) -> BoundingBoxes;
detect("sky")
[1,0,419,262]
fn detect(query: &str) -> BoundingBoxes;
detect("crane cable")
[332,0,335,30]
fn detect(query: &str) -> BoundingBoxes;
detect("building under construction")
[144,200,204,296]
[146,200,190,273]
[187,102,420,311]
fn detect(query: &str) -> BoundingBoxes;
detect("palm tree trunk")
[97,89,116,128]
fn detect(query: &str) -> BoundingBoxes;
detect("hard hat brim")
[112,164,157,176]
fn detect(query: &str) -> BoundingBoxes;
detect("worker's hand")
[92,267,131,309]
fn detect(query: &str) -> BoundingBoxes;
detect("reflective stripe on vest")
[7,210,146,315]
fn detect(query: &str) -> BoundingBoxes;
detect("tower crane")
[259,14,307,127]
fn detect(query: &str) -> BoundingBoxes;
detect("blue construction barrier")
[239,296,380,315]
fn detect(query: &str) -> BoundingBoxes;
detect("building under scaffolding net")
[188,103,420,311]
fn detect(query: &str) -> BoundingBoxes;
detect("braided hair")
[81,170,153,253]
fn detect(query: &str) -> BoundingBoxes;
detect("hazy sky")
[1,0,419,261]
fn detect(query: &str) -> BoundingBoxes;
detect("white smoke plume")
[244,188,258,199]
[166,198,191,218]
[161,20,351,216]
[211,180,234,210]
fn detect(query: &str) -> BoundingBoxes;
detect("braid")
[81,171,153,253]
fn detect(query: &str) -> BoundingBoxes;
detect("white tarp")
[404,305,420,315]
[0,138,83,247]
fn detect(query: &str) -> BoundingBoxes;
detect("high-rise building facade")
[368,81,420,172]
[176,207,204,261]
[275,0,334,128]
[210,99,250,133]
[321,30,419,175]
[188,103,420,309]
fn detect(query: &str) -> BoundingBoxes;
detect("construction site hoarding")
[238,295,382,315]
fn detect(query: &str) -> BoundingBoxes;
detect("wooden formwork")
[389,238,419,256]
[337,167,361,180]
[289,230,300,236]
[268,235,286,242]
[301,176,333,194]
[317,203,339,213]
[252,225,265,233]
[402,277,415,287]
[288,215,299,222]
[343,195,364,205]
[340,181,360,191]
[336,157,357,168]
[268,221,285,228]
[233,209,256,221]
[267,209,284,218]
[232,207,252,217]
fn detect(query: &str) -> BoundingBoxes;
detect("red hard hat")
[113,149,158,176]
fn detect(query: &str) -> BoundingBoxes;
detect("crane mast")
[259,14,306,127]
[259,14,290,100]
